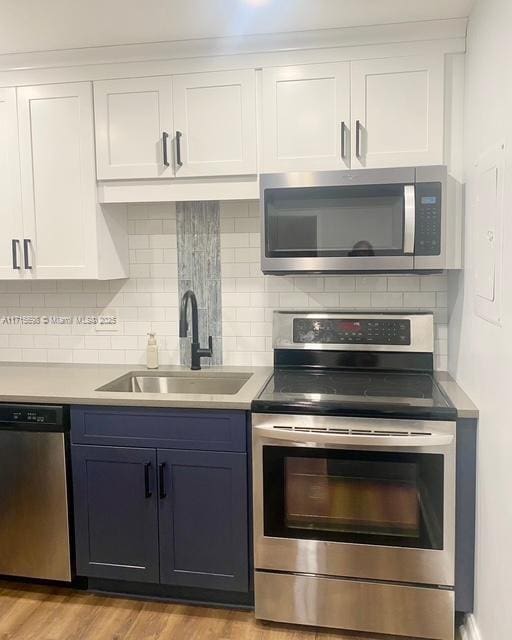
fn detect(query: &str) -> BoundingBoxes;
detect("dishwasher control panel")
[0,404,65,429]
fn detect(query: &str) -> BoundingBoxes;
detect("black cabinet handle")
[341,121,347,159]
[162,131,169,167]
[175,131,183,168]
[355,120,362,159]
[23,239,32,270]
[144,462,152,498]
[158,463,167,499]
[11,239,20,270]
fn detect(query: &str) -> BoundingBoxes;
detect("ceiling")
[0,0,474,56]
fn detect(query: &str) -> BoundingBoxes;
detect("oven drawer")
[255,571,454,640]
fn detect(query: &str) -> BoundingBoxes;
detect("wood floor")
[0,580,399,640]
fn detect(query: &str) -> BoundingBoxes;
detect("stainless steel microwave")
[260,166,462,273]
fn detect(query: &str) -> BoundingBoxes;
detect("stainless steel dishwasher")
[0,404,72,581]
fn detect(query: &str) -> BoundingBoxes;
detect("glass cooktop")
[252,369,454,418]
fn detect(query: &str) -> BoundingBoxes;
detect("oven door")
[252,413,455,587]
[261,169,416,273]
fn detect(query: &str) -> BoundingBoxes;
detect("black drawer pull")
[341,121,347,159]
[162,131,169,167]
[356,119,362,159]
[11,239,20,270]
[175,131,183,168]
[144,462,152,498]
[158,463,167,499]
[23,239,32,270]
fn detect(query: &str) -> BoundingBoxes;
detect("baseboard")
[458,614,481,640]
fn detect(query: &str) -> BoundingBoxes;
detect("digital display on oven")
[339,321,362,333]
[293,318,411,346]
[421,196,437,205]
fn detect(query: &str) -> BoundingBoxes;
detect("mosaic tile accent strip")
[176,201,222,367]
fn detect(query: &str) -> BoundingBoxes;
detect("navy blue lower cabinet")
[157,449,249,592]
[72,445,160,583]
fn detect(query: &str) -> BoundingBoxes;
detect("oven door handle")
[403,184,416,255]
[253,425,453,448]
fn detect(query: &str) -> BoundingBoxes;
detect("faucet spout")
[179,290,213,370]
[179,290,198,339]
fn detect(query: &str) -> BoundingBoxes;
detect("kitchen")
[0,1,506,639]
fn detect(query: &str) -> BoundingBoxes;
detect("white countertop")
[0,362,478,418]
[0,363,273,410]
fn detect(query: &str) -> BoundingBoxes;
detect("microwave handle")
[403,184,416,255]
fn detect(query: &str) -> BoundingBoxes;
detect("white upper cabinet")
[261,63,351,172]
[94,77,173,180]
[351,55,444,168]
[17,82,126,280]
[0,88,23,279]
[172,70,257,177]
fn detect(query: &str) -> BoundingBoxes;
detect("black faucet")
[179,290,213,370]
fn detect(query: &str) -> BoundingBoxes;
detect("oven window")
[263,447,444,550]
[264,184,406,258]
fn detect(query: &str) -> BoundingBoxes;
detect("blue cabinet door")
[158,449,249,592]
[72,445,159,583]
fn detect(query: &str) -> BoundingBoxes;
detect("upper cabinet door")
[0,88,23,279]
[261,63,351,172]
[172,70,257,177]
[351,55,444,168]
[17,82,98,279]
[94,77,173,180]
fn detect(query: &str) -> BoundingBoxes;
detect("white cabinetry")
[173,70,257,177]
[0,82,127,281]
[94,77,173,180]
[351,55,444,168]
[261,56,445,172]
[0,88,23,279]
[94,70,257,180]
[261,63,351,172]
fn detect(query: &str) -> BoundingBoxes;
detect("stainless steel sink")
[96,371,252,395]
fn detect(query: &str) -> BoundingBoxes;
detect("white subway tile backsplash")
[371,292,403,307]
[324,276,356,292]
[22,349,47,362]
[279,292,311,307]
[236,307,265,322]
[234,247,259,263]
[403,292,437,308]
[356,276,387,292]
[387,276,421,292]
[339,292,372,308]
[307,292,341,308]
[420,275,448,292]
[9,335,34,348]
[0,200,450,370]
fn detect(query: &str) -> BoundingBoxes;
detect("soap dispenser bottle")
[146,332,159,369]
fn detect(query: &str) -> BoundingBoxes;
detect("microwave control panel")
[415,182,442,256]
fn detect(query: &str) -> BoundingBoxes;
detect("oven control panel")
[415,182,442,256]
[293,318,411,346]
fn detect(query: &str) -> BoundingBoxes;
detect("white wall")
[449,0,512,637]
[0,0,473,55]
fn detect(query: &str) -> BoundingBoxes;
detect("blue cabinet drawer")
[70,406,247,452]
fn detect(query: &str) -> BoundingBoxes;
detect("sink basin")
[96,371,252,395]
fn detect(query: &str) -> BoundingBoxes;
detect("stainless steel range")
[251,311,456,640]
